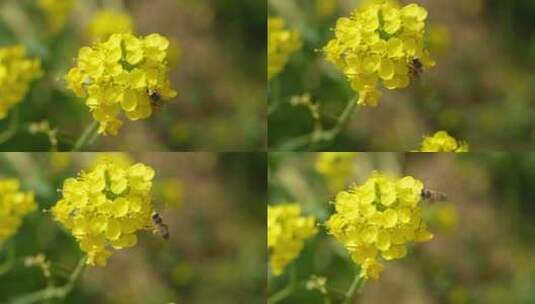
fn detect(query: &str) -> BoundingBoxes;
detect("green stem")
[11,257,87,304]
[268,77,282,115]
[268,264,297,304]
[0,242,15,275]
[72,121,98,151]
[0,107,19,145]
[277,97,357,150]
[342,273,366,304]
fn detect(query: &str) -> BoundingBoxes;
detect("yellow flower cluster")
[315,152,358,192]
[419,130,469,152]
[268,203,317,276]
[0,46,42,119]
[326,172,433,280]
[0,179,37,246]
[66,33,177,135]
[157,178,184,208]
[37,0,74,34]
[52,159,156,266]
[268,17,302,80]
[323,2,435,106]
[87,10,134,42]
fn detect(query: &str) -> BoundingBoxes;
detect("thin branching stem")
[10,257,87,304]
[0,241,15,276]
[0,108,19,145]
[72,121,98,151]
[277,97,357,150]
[342,273,366,304]
[268,264,298,304]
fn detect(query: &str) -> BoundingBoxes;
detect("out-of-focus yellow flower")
[268,203,317,276]
[459,0,483,17]
[50,152,72,172]
[0,179,36,246]
[419,131,469,152]
[157,178,184,208]
[315,0,336,19]
[427,202,458,233]
[315,152,357,193]
[167,38,182,68]
[37,0,74,34]
[173,262,194,285]
[66,33,177,135]
[90,153,134,169]
[0,45,42,119]
[323,2,434,106]
[52,159,156,266]
[326,172,433,280]
[86,9,134,42]
[170,121,190,143]
[427,24,450,56]
[268,17,302,80]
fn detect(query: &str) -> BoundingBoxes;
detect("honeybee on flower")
[66,33,177,135]
[51,158,158,266]
[322,2,435,106]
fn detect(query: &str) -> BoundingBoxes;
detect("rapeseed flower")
[0,45,42,119]
[268,17,302,80]
[66,33,177,135]
[419,130,469,152]
[268,203,317,276]
[323,2,434,106]
[0,179,37,246]
[86,10,134,41]
[326,172,433,280]
[52,159,156,266]
[315,152,358,193]
[38,0,74,34]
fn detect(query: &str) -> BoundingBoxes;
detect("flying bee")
[151,211,169,240]
[149,91,164,109]
[409,58,424,78]
[421,188,448,202]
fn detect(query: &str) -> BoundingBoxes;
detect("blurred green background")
[268,152,535,303]
[268,0,535,151]
[0,152,266,303]
[0,0,266,151]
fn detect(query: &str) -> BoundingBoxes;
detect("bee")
[149,91,164,109]
[409,58,424,78]
[421,188,448,202]
[151,211,169,240]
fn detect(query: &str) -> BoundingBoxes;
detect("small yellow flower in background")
[315,152,358,193]
[427,24,450,56]
[167,38,182,69]
[315,0,336,19]
[323,2,435,106]
[52,158,156,266]
[173,262,194,285]
[50,152,72,172]
[426,202,458,233]
[37,0,74,34]
[419,130,469,152]
[0,179,37,246]
[326,172,433,281]
[268,17,302,80]
[0,45,42,119]
[170,121,190,143]
[157,178,184,208]
[90,153,134,169]
[66,33,177,135]
[268,203,317,276]
[86,10,134,42]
